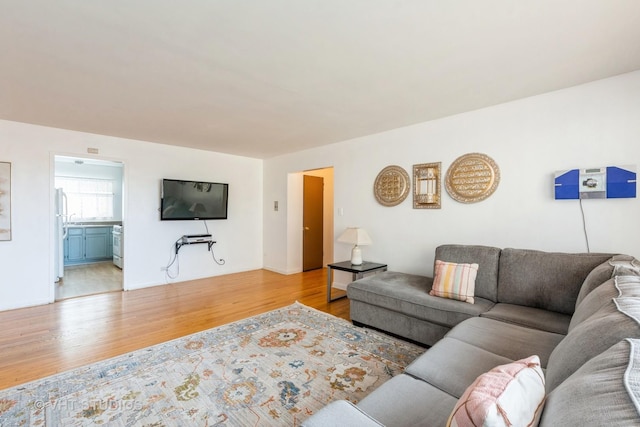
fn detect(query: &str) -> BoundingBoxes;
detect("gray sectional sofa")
[304,245,640,426]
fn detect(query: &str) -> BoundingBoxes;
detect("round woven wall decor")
[374,165,410,206]
[445,153,500,203]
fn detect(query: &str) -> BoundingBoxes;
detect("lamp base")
[351,245,363,265]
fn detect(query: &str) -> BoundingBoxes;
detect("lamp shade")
[337,227,372,246]
[337,227,372,265]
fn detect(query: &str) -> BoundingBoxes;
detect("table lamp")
[337,227,372,265]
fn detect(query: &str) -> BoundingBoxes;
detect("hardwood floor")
[0,268,349,391]
[55,261,123,300]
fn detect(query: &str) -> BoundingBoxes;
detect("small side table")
[327,261,388,302]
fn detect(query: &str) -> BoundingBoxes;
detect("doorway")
[303,175,323,271]
[53,155,124,300]
[291,167,333,273]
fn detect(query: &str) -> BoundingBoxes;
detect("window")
[56,177,115,220]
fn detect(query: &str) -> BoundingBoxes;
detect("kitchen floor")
[55,262,123,300]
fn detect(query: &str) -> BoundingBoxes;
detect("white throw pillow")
[447,355,546,427]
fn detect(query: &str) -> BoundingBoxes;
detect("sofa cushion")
[540,339,640,426]
[405,337,513,398]
[435,244,501,302]
[350,300,452,346]
[447,355,545,427]
[347,271,494,328]
[301,400,383,427]
[574,255,627,308]
[569,275,640,332]
[481,303,571,335]
[546,296,640,391]
[497,249,612,314]
[357,373,458,427]
[445,317,565,368]
[430,260,479,304]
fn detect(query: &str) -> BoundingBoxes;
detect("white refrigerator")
[54,188,68,282]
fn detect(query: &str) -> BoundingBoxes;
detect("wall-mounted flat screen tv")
[161,179,228,220]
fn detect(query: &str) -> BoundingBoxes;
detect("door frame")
[286,167,334,273]
[49,152,128,302]
[302,174,324,271]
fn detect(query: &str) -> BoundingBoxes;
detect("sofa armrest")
[302,400,384,427]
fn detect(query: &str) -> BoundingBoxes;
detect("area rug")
[0,302,424,426]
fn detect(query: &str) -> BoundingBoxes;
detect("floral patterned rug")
[0,302,423,426]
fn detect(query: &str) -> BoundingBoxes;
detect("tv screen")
[161,179,228,220]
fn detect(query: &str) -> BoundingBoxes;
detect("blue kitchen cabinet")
[65,228,85,263]
[64,226,114,265]
[85,227,110,260]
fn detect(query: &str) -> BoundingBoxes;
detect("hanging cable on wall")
[163,238,181,281]
[204,220,225,265]
[579,198,590,253]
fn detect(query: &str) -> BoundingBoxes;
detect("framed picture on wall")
[0,162,11,241]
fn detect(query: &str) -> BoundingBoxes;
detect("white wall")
[2,71,639,311]
[0,120,263,311]
[264,71,640,277]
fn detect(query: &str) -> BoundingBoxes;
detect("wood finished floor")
[56,261,123,300]
[0,268,349,391]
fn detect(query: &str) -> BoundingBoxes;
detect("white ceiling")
[2,1,640,159]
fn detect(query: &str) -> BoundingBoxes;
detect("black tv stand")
[175,239,216,254]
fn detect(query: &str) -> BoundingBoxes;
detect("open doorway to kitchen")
[53,155,124,300]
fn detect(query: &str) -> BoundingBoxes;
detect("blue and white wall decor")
[554,165,636,200]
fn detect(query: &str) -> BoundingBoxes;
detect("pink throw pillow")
[447,355,545,427]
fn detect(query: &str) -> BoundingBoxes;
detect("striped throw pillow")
[430,260,479,304]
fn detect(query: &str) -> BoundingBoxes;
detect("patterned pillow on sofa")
[430,260,478,304]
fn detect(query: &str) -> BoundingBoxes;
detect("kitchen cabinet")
[85,227,112,259]
[64,226,113,265]
[66,228,85,262]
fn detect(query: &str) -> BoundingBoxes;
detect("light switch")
[274,201,278,211]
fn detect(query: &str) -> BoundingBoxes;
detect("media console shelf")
[175,235,216,254]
